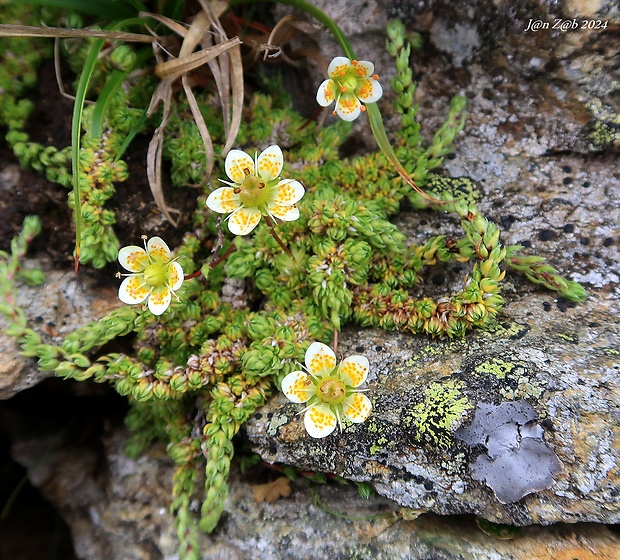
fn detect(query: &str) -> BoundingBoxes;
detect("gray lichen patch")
[456,401,562,504]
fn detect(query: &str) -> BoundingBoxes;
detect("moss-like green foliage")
[0,12,588,559]
[406,380,472,448]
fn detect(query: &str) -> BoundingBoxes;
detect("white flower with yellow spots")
[316,56,383,121]
[117,236,183,316]
[281,342,372,438]
[206,145,304,236]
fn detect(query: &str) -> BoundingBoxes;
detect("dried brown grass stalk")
[143,2,243,224]
[0,24,153,42]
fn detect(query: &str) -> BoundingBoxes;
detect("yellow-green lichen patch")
[499,375,545,400]
[404,340,466,370]
[480,320,529,341]
[474,358,515,379]
[468,355,545,400]
[556,332,579,344]
[425,175,481,204]
[404,379,472,448]
[585,99,620,150]
[369,436,389,455]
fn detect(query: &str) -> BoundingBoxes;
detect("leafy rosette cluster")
[282,342,372,438]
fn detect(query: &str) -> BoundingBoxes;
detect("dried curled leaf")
[252,476,292,504]
[143,3,243,224]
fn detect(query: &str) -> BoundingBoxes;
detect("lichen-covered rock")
[247,292,619,525]
[8,420,620,560]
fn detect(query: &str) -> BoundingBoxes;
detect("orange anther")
[361,105,366,112]
[340,86,347,92]
[352,59,358,65]
[373,74,379,80]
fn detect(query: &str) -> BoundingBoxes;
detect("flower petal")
[335,94,361,121]
[225,149,254,184]
[338,355,369,387]
[268,203,299,222]
[119,275,150,304]
[328,56,351,77]
[342,393,372,424]
[281,371,313,403]
[206,187,242,214]
[316,79,336,107]
[356,77,383,103]
[304,404,337,438]
[227,206,262,236]
[271,179,304,206]
[355,60,374,77]
[118,246,148,273]
[168,261,184,291]
[305,342,337,377]
[148,286,172,316]
[256,145,283,181]
[147,237,171,263]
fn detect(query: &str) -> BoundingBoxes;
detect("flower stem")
[183,270,202,280]
[209,244,237,269]
[229,0,355,59]
[229,0,441,204]
[263,216,292,256]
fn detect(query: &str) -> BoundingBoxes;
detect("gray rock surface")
[248,293,620,524]
[7,422,620,560]
[0,256,121,399]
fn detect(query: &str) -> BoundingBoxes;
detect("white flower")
[117,236,183,316]
[206,145,305,236]
[281,342,372,438]
[316,56,383,121]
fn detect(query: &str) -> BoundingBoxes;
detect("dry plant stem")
[263,216,292,256]
[0,24,154,42]
[143,4,243,223]
[332,329,339,354]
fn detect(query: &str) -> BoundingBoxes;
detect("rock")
[0,258,121,399]
[6,417,620,560]
[248,290,620,525]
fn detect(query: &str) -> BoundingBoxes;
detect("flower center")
[237,170,272,209]
[332,69,361,95]
[317,377,346,405]
[143,263,167,287]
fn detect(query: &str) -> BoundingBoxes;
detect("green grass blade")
[72,38,105,271]
[10,0,137,19]
[91,68,127,138]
